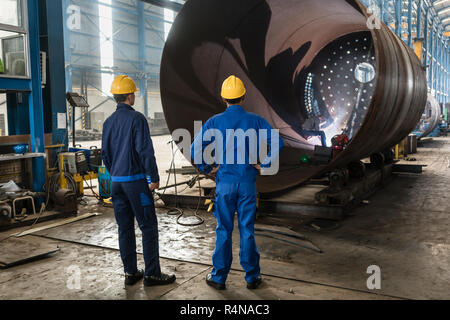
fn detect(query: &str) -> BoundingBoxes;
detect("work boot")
[205,273,226,290]
[144,273,176,287]
[124,269,144,286]
[246,276,262,290]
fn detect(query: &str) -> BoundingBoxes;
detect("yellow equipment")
[204,199,214,213]
[110,75,137,95]
[58,153,98,196]
[221,75,246,100]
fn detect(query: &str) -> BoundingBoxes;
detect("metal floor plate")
[0,236,60,268]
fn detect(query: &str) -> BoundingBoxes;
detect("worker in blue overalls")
[102,75,176,287]
[191,75,284,290]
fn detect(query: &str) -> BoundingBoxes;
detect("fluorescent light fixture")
[99,0,114,96]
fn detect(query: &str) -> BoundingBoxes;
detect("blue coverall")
[102,103,161,277]
[191,105,284,284]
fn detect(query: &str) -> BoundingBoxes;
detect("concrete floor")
[0,135,449,300]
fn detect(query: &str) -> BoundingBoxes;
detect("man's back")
[102,103,159,183]
[192,104,282,183]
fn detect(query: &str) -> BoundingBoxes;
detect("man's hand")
[253,164,261,174]
[210,165,220,175]
[150,182,160,191]
[208,165,220,179]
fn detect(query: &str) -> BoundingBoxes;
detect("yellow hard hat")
[110,75,137,95]
[221,75,246,100]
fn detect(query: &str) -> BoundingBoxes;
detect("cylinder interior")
[294,31,376,148]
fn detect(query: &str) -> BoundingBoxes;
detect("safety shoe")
[205,273,226,290]
[124,269,144,286]
[246,276,262,289]
[144,273,176,287]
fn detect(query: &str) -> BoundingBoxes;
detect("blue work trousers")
[111,179,161,277]
[211,181,260,284]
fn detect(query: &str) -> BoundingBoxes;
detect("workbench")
[0,153,46,189]
[0,153,46,162]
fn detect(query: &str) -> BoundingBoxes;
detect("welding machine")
[69,146,102,173]
[60,151,89,174]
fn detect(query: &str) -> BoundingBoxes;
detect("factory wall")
[63,0,177,132]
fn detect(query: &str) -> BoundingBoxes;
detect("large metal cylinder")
[414,94,442,138]
[161,0,428,194]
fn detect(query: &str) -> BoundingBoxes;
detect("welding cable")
[156,141,204,226]
[158,176,204,227]
[49,172,77,197]
[83,176,102,201]
[175,178,204,227]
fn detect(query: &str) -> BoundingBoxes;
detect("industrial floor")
[0,136,449,300]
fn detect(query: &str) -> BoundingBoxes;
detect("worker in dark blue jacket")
[102,75,176,287]
[191,75,284,290]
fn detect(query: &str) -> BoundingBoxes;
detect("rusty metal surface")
[160,0,427,193]
[0,236,59,268]
[414,94,442,138]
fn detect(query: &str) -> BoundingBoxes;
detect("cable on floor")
[156,140,205,227]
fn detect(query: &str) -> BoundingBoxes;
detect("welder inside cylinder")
[300,31,376,148]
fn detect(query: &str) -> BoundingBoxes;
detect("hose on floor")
[155,140,204,227]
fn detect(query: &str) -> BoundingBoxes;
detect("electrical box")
[89,148,102,169]
[60,151,89,174]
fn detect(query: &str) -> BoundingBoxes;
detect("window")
[0,0,23,28]
[0,0,29,78]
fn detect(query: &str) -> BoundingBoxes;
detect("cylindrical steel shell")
[161,0,428,194]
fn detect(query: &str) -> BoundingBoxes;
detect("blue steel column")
[434,27,438,99]
[62,0,73,134]
[395,0,402,37]
[408,0,413,47]
[430,19,435,87]
[138,1,149,117]
[63,0,73,93]
[424,8,429,87]
[445,44,447,104]
[443,39,446,103]
[46,0,68,147]
[416,0,422,39]
[440,36,443,102]
[447,43,449,104]
[443,40,446,103]
[27,0,46,192]
[432,21,437,95]
[438,29,441,100]
[431,18,439,95]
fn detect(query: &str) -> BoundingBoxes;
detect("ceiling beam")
[140,0,183,12]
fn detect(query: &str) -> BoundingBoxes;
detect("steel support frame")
[44,0,68,148]
[363,0,450,102]
[27,0,46,193]
[62,0,177,125]
[138,0,149,117]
